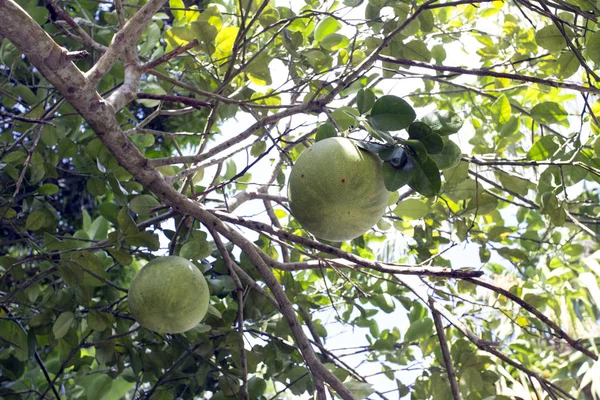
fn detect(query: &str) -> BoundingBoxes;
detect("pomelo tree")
[1,0,600,399]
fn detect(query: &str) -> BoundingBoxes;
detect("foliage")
[1,0,600,399]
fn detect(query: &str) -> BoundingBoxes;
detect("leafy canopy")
[1,0,600,399]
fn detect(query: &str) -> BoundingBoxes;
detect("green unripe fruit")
[288,137,390,241]
[128,256,210,333]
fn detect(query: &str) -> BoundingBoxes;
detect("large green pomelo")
[288,137,390,241]
[128,256,210,333]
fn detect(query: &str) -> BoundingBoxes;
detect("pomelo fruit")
[288,137,390,241]
[128,256,210,333]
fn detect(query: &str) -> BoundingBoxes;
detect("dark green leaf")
[409,157,441,197]
[429,140,462,170]
[87,375,113,400]
[408,122,444,154]
[357,88,375,114]
[382,160,414,191]
[38,183,59,195]
[369,95,416,131]
[587,31,600,65]
[130,195,160,216]
[421,110,463,135]
[26,210,46,231]
[315,123,337,142]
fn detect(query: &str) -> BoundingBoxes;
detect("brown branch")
[140,39,199,71]
[47,0,102,51]
[211,210,484,279]
[469,276,598,360]
[0,109,55,125]
[136,93,213,109]
[378,55,600,95]
[86,0,167,84]
[209,227,249,400]
[429,297,462,400]
[148,103,317,167]
[40,331,92,398]
[13,125,44,198]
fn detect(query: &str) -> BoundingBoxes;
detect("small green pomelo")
[288,137,390,241]
[128,256,210,333]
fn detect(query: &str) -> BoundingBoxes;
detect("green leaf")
[99,202,119,224]
[490,94,511,125]
[587,31,600,65]
[0,320,28,361]
[26,210,46,231]
[315,123,337,142]
[463,193,499,215]
[369,95,416,131]
[422,110,463,135]
[251,140,267,156]
[330,107,359,131]
[315,16,342,42]
[87,310,109,331]
[404,317,433,343]
[556,50,580,79]
[344,381,376,398]
[429,140,462,170]
[496,171,530,196]
[535,25,574,51]
[53,312,74,339]
[408,157,441,197]
[118,208,139,235]
[124,232,160,251]
[394,199,430,220]
[87,375,113,400]
[418,10,434,32]
[86,177,106,196]
[29,6,48,24]
[403,140,428,162]
[402,40,431,62]
[531,102,568,125]
[213,26,239,59]
[170,0,185,22]
[107,248,133,266]
[320,33,350,51]
[248,377,267,396]
[382,159,414,191]
[373,293,395,313]
[431,45,446,63]
[527,135,560,160]
[408,122,444,154]
[38,183,59,195]
[246,52,273,86]
[357,88,375,114]
[130,195,160,216]
[58,138,77,158]
[180,238,212,260]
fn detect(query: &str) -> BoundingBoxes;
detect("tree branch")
[86,0,168,84]
[378,56,600,95]
[429,297,462,400]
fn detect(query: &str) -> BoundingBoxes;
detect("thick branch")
[86,0,168,84]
